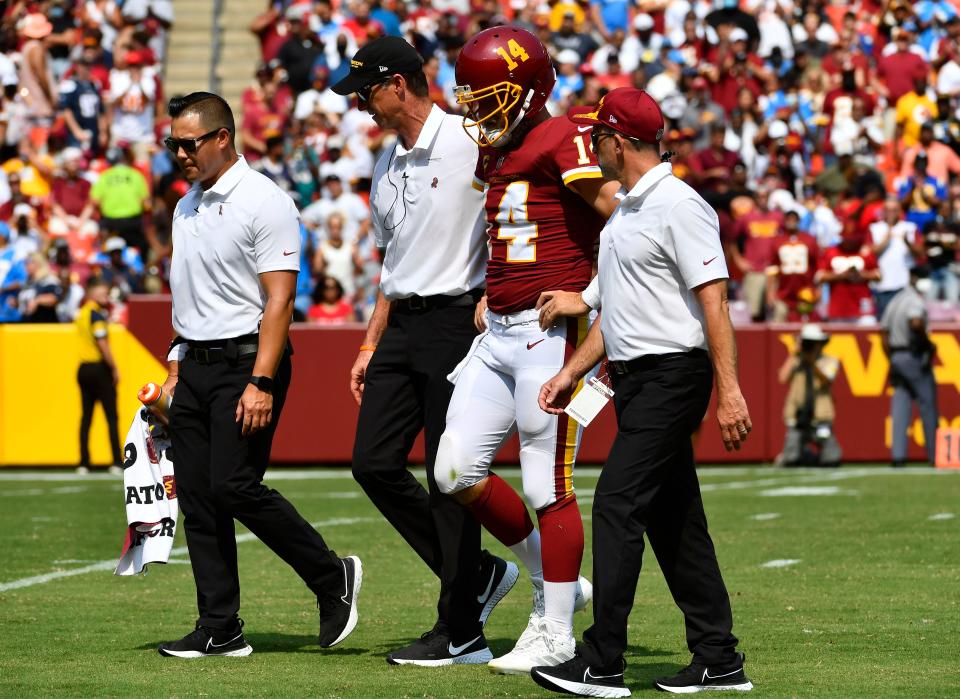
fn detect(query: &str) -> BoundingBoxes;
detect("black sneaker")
[318,555,363,648]
[653,652,753,693]
[157,619,252,658]
[477,550,520,627]
[387,624,493,667]
[531,652,630,697]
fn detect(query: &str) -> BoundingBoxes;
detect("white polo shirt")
[370,104,487,300]
[169,156,300,341]
[590,162,728,361]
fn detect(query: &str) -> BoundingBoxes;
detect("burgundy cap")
[568,87,664,143]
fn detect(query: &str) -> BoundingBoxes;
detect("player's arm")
[350,290,391,405]
[568,177,621,219]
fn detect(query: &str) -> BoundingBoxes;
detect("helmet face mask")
[455,80,523,147]
[454,26,556,149]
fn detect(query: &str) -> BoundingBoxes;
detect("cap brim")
[331,70,373,96]
[567,104,601,125]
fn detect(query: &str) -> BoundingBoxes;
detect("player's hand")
[716,387,751,452]
[111,366,121,386]
[350,350,374,405]
[539,369,578,415]
[536,290,589,330]
[236,383,273,437]
[474,295,488,332]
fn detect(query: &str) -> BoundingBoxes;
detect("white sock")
[542,580,577,637]
[509,528,543,582]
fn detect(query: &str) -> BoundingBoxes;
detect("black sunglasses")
[590,128,616,150]
[163,128,226,154]
[357,76,394,104]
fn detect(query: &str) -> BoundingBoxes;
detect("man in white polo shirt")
[333,38,518,667]
[532,88,754,696]
[155,92,361,659]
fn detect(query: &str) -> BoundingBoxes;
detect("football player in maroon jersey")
[433,26,620,674]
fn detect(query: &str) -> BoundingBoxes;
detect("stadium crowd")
[2,0,960,327]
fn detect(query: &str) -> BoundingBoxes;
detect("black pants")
[582,350,739,669]
[169,350,344,629]
[352,303,482,642]
[100,215,146,253]
[78,361,122,468]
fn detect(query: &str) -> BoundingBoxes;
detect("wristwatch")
[249,375,274,393]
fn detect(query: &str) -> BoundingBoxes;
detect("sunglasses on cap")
[163,127,227,154]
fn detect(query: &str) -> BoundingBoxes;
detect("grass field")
[1,465,958,698]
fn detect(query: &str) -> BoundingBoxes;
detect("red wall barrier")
[128,297,960,463]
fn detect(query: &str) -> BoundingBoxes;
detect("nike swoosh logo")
[477,568,496,604]
[206,632,242,650]
[283,250,297,256]
[585,668,623,681]
[577,125,592,132]
[527,339,545,350]
[340,559,351,604]
[703,256,717,266]
[448,636,480,655]
[703,667,742,681]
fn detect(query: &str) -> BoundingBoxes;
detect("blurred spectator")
[766,209,820,322]
[727,188,783,321]
[0,225,26,322]
[19,252,63,323]
[897,152,946,230]
[278,4,326,95]
[19,14,58,125]
[241,64,290,160]
[869,198,922,319]
[921,215,960,303]
[815,223,881,324]
[689,122,742,194]
[307,274,354,325]
[52,239,86,321]
[49,148,97,243]
[293,65,349,122]
[97,236,143,297]
[108,51,157,155]
[881,265,939,467]
[590,0,632,40]
[552,11,597,61]
[254,133,300,205]
[900,122,960,183]
[91,146,152,253]
[777,323,842,467]
[312,211,362,298]
[7,204,44,259]
[59,55,108,154]
[878,26,929,104]
[896,77,938,148]
[342,2,386,43]
[552,50,584,105]
[301,174,370,244]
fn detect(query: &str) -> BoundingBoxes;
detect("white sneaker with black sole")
[387,626,493,667]
[157,619,253,658]
[488,620,575,675]
[318,555,362,648]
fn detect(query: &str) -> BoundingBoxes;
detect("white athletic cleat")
[488,621,576,675]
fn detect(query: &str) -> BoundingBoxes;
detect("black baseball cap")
[332,36,423,96]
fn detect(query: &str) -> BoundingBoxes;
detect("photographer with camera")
[776,324,842,467]
[881,265,940,467]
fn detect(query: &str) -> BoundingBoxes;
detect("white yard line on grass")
[0,516,377,593]
[760,559,801,568]
[0,486,90,497]
[928,512,955,521]
[760,486,856,497]
[750,513,781,521]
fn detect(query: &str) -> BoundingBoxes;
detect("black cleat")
[531,652,630,697]
[477,550,520,627]
[318,555,363,648]
[653,652,753,693]
[158,619,252,658]
[387,623,493,667]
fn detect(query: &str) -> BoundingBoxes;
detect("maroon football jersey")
[768,232,819,303]
[474,116,605,314]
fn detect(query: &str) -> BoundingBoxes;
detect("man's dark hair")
[86,276,110,291]
[401,70,429,97]
[167,92,235,137]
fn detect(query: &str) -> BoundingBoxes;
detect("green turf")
[0,466,958,698]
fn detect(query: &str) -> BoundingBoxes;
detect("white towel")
[115,410,178,576]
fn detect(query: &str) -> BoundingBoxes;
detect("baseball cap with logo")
[567,87,664,143]
[332,36,423,96]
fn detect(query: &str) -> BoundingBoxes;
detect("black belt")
[185,334,259,364]
[608,348,707,375]
[393,289,484,313]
